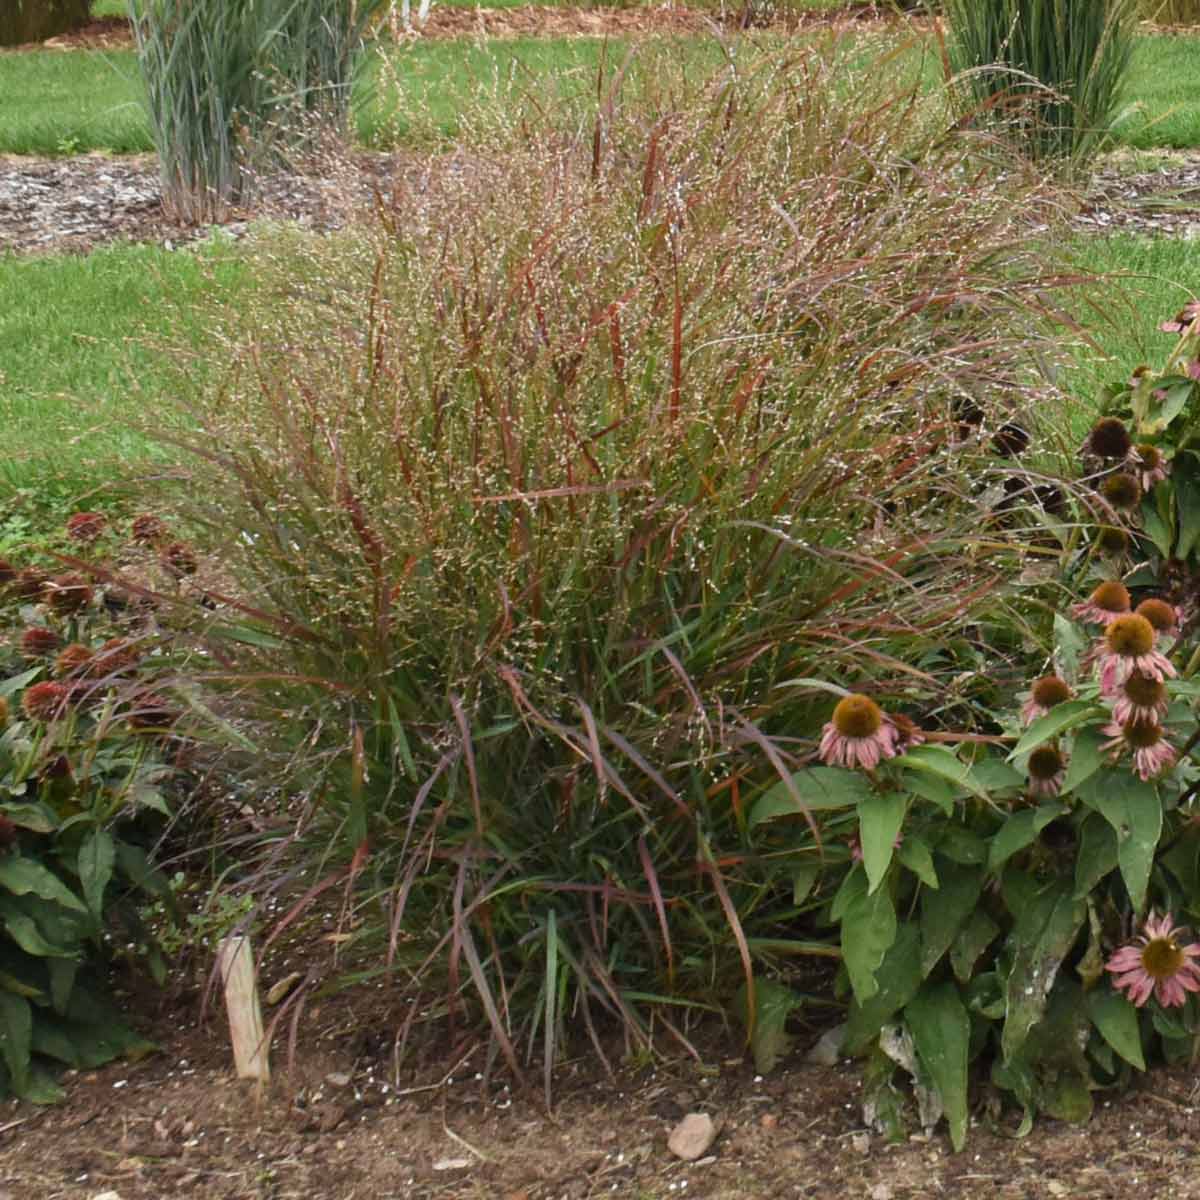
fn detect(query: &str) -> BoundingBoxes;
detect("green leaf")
[735,978,801,1074]
[47,959,76,1016]
[1001,887,1087,1064]
[843,923,923,1055]
[0,907,76,959]
[1053,614,1088,684]
[0,992,31,1095]
[791,863,820,906]
[1073,814,1119,900]
[77,830,115,922]
[1176,475,1200,559]
[950,910,999,984]
[1141,503,1173,558]
[900,769,955,816]
[1087,987,1145,1071]
[896,837,938,889]
[1061,728,1105,796]
[0,858,86,913]
[0,667,42,700]
[987,804,1065,874]
[967,756,1025,796]
[840,871,898,1004]
[1142,380,1192,436]
[920,861,983,975]
[933,827,987,864]
[1009,701,1102,761]
[906,981,970,1152]
[1080,775,1162,913]
[749,767,874,827]
[894,745,985,799]
[0,803,57,834]
[859,792,906,895]
[0,971,42,1000]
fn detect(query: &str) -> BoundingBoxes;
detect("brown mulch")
[4,940,1200,1200]
[7,3,911,52]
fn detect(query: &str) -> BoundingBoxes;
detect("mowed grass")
[0,241,249,499]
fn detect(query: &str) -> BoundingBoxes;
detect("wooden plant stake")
[217,935,270,1083]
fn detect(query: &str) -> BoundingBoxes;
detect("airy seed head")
[1088,417,1132,459]
[1027,745,1065,780]
[1123,721,1165,750]
[831,694,884,739]
[1135,598,1176,632]
[1105,614,1156,658]
[1031,675,1072,708]
[1101,472,1141,510]
[1090,580,1130,614]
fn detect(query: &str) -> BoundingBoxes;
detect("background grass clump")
[141,37,1090,1088]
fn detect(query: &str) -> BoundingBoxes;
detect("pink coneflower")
[1026,745,1066,797]
[1111,673,1169,727]
[1021,675,1073,726]
[1095,614,1176,696]
[1106,912,1200,1008]
[819,694,903,770]
[65,512,107,544]
[1082,417,1132,460]
[1159,302,1200,334]
[53,643,94,678]
[1128,443,1169,491]
[1101,720,1178,781]
[1071,580,1130,626]
[1135,597,1182,640]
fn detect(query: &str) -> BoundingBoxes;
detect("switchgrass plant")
[128,0,388,222]
[944,0,1137,165]
[1139,0,1200,20]
[138,33,1098,1092]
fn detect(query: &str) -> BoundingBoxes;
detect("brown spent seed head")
[1123,673,1167,707]
[1136,598,1177,633]
[831,694,884,739]
[19,627,61,658]
[53,643,94,677]
[1027,745,1065,780]
[1136,444,1162,469]
[65,512,107,544]
[1090,580,1130,615]
[992,424,1030,459]
[12,568,49,600]
[1096,526,1131,556]
[44,574,93,616]
[125,690,177,731]
[1105,614,1156,658]
[1100,472,1141,510]
[1031,675,1072,709]
[1122,721,1165,750]
[1088,417,1132,460]
[130,513,169,546]
[160,542,198,578]
[21,681,70,723]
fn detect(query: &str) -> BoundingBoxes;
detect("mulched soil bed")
[4,953,1200,1200]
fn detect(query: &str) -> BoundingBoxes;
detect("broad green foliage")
[0,512,204,1100]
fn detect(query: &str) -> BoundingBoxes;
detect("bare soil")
[4,948,1200,1200]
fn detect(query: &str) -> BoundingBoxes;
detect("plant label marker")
[217,935,270,1083]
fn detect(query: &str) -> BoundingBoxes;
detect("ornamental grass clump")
[943,0,1136,165]
[128,0,388,222]
[150,38,1088,1097]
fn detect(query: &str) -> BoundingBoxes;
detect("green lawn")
[0,241,249,501]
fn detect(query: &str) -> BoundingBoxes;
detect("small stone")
[324,1072,352,1090]
[432,1157,472,1171]
[851,1132,871,1156]
[759,1113,778,1131]
[1047,1184,1067,1198]
[668,1112,718,1161]
[93,1190,125,1198]
[869,1185,893,1200]
[806,1024,846,1067]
